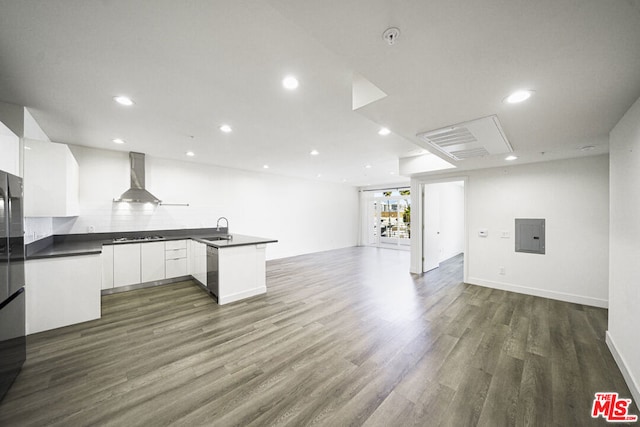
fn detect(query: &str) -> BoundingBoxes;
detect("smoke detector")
[382,27,400,45]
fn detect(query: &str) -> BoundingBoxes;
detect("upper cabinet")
[0,120,20,175]
[24,138,79,217]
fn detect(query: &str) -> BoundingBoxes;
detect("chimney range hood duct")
[114,152,162,203]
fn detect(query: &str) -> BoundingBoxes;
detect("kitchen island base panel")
[215,244,267,305]
[217,286,267,305]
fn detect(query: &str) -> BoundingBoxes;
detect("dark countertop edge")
[26,231,277,260]
[27,249,103,260]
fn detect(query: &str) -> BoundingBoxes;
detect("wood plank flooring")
[0,247,637,426]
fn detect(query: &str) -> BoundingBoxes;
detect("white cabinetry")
[165,240,188,278]
[0,121,19,176]
[23,138,79,217]
[26,254,101,334]
[113,243,141,286]
[190,241,207,285]
[141,241,165,282]
[101,244,114,290]
[217,244,267,305]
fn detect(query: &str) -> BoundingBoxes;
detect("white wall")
[608,95,640,405]
[53,145,359,259]
[412,155,609,308]
[437,181,464,262]
[466,156,609,307]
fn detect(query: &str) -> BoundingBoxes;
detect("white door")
[423,184,441,272]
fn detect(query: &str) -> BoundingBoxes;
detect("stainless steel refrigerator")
[0,170,25,402]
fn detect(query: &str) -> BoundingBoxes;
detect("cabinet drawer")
[166,257,188,278]
[165,240,187,250]
[165,248,187,259]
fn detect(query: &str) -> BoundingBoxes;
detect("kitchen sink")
[202,235,232,241]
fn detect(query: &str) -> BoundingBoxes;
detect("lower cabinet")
[165,258,188,278]
[113,243,141,287]
[101,244,114,290]
[26,254,101,334]
[102,240,192,291]
[217,244,267,305]
[165,240,188,278]
[190,240,207,285]
[141,241,165,282]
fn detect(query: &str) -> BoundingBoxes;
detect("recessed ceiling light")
[316,173,322,178]
[282,76,299,90]
[113,96,134,106]
[112,138,125,144]
[263,164,269,169]
[505,155,518,161]
[186,151,195,157]
[365,164,372,169]
[580,145,596,152]
[390,171,395,175]
[220,124,232,133]
[24,146,31,150]
[504,90,534,104]
[378,127,391,136]
[310,149,319,156]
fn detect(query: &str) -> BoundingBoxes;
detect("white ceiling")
[1,1,639,186]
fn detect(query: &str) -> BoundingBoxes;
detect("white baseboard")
[466,277,608,308]
[218,286,267,305]
[606,331,640,406]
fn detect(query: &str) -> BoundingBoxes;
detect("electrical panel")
[515,218,545,254]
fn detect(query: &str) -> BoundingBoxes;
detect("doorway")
[363,189,411,251]
[422,181,465,272]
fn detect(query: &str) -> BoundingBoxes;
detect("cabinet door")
[23,138,79,217]
[0,123,19,175]
[188,240,195,276]
[26,255,101,334]
[113,243,141,287]
[101,245,114,289]
[194,242,207,285]
[141,241,165,282]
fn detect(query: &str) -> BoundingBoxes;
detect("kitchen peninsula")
[24,228,277,334]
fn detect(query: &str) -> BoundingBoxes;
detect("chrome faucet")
[216,217,229,233]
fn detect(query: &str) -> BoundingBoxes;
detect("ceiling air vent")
[416,115,512,161]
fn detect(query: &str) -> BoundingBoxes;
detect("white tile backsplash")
[24,217,53,244]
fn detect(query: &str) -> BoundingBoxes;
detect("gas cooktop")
[112,235,165,243]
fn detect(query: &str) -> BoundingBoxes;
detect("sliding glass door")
[364,189,411,250]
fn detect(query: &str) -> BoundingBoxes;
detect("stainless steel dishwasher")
[206,246,219,298]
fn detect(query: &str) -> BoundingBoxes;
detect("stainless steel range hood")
[113,152,162,204]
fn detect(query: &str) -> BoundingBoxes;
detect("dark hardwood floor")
[0,247,636,426]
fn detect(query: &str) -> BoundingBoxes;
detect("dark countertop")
[191,234,278,248]
[26,228,278,260]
